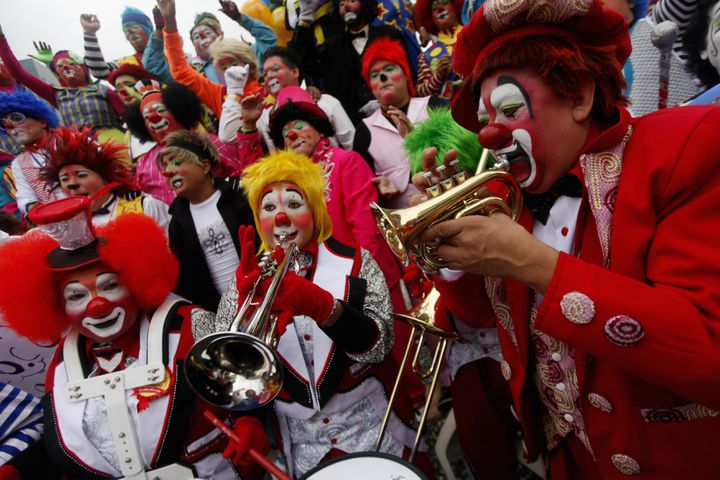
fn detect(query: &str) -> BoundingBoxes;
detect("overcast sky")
[2,0,257,63]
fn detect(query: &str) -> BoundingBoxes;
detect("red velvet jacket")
[435,105,720,479]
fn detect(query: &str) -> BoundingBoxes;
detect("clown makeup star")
[191,25,221,60]
[140,93,182,142]
[476,70,588,193]
[700,1,720,74]
[282,120,324,157]
[59,263,140,342]
[123,23,150,52]
[432,0,458,32]
[339,0,364,27]
[369,60,409,107]
[259,182,314,249]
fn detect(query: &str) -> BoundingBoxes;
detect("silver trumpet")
[184,239,299,411]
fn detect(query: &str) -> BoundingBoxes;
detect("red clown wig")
[0,214,178,343]
[362,37,416,97]
[40,126,135,195]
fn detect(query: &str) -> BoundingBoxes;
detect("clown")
[216,151,427,477]
[124,80,205,205]
[153,0,264,119]
[408,0,720,478]
[354,37,444,208]
[0,27,125,144]
[79,7,154,81]
[40,126,170,229]
[0,201,269,479]
[0,89,62,216]
[414,0,463,103]
[108,63,156,106]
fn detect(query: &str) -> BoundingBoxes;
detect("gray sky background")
[1,0,257,65]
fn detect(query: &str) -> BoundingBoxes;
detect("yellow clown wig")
[243,150,333,252]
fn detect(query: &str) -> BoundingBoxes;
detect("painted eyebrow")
[497,75,533,118]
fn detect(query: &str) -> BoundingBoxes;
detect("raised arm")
[0,28,56,105]
[141,7,174,84]
[219,0,278,62]
[80,14,116,80]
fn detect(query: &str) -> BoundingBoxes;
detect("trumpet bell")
[185,332,283,411]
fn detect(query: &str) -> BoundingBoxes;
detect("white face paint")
[62,272,135,340]
[700,1,720,75]
[259,182,315,249]
[478,82,538,188]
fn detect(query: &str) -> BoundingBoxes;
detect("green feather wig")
[404,107,486,174]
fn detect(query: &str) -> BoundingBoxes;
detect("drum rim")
[298,451,428,480]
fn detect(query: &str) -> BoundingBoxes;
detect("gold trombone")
[373,154,522,460]
[184,240,299,411]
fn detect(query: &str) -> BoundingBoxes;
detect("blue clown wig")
[121,7,153,35]
[0,89,59,128]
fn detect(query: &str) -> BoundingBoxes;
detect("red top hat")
[28,196,101,271]
[451,0,631,132]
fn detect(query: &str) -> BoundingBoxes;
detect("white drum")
[299,452,427,480]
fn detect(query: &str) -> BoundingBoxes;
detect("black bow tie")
[523,175,584,225]
[348,30,366,40]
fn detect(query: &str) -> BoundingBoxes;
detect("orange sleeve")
[163,30,225,116]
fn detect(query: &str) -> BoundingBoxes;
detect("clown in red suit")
[409,0,720,478]
[0,200,268,479]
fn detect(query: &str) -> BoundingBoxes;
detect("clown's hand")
[80,14,101,34]
[155,0,177,23]
[372,175,401,199]
[152,7,165,32]
[29,41,53,66]
[299,0,322,22]
[435,55,452,79]
[409,147,458,205]
[219,0,242,21]
[272,271,338,333]
[225,65,250,96]
[222,416,270,467]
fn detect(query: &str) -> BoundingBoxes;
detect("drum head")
[299,452,427,480]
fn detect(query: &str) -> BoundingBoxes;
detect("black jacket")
[168,178,254,311]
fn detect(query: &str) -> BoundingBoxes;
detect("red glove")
[271,271,336,335]
[222,416,270,467]
[235,225,262,307]
[403,264,432,299]
[0,464,21,480]
[433,297,454,332]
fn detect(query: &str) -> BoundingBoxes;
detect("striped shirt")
[54,84,124,130]
[652,0,698,62]
[0,382,43,465]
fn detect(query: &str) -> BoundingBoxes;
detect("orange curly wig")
[0,214,178,343]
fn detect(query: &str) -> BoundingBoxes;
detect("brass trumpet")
[184,241,299,411]
[370,155,523,273]
[373,154,522,460]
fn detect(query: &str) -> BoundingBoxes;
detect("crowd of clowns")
[0,0,719,478]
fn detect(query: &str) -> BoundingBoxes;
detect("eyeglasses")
[0,112,26,131]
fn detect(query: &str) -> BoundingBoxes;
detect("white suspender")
[62,299,183,479]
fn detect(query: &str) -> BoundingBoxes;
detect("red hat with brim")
[451,0,631,133]
[414,0,464,36]
[108,63,155,86]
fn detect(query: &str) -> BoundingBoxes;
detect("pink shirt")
[312,139,401,288]
[134,143,175,205]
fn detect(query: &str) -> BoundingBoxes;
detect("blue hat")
[0,89,59,128]
[121,7,153,35]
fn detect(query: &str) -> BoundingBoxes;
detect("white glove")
[225,65,250,96]
[298,0,321,22]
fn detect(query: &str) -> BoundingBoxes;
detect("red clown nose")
[286,131,299,142]
[477,124,513,150]
[85,297,115,319]
[275,212,290,226]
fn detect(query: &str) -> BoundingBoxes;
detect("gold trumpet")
[373,153,522,460]
[370,154,523,273]
[184,241,299,411]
